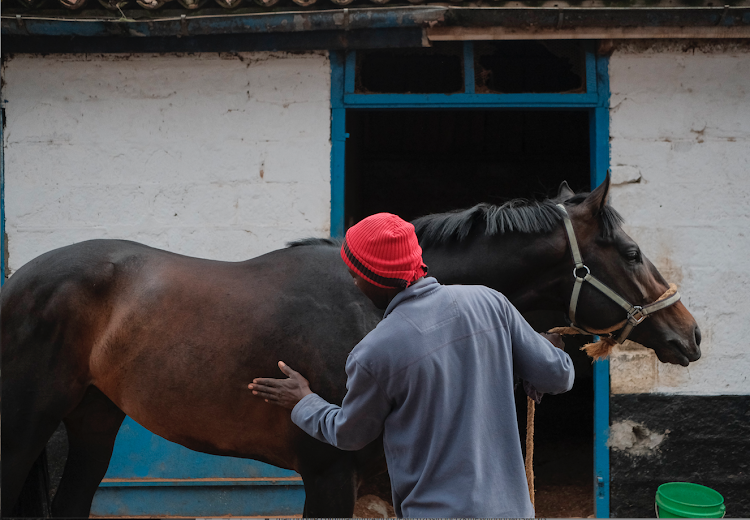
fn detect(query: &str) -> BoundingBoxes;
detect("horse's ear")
[556,181,576,202]
[583,172,611,215]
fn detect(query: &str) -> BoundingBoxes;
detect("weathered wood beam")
[427,25,750,41]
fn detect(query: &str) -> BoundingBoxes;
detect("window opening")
[356,43,464,94]
[474,41,586,94]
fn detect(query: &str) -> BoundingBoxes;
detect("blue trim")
[585,45,598,94]
[2,9,440,38]
[92,483,305,517]
[330,51,346,238]
[463,42,475,94]
[343,92,599,108]
[1,104,5,286]
[344,50,356,95]
[591,53,612,519]
[99,478,302,488]
[331,46,611,516]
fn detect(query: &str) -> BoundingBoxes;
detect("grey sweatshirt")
[291,277,574,518]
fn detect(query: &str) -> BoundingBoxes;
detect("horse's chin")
[657,349,690,367]
[653,339,701,367]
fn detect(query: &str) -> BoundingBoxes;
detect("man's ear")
[582,171,611,215]
[555,181,576,202]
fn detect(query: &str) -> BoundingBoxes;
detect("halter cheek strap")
[556,204,682,344]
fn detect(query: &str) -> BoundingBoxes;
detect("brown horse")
[1,176,700,517]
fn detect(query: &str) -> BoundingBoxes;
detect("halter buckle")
[627,306,647,326]
[573,265,590,281]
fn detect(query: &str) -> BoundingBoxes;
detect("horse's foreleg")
[50,386,125,518]
[300,454,358,518]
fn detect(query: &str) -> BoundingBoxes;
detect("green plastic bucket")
[656,482,726,518]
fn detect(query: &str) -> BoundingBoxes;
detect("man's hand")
[248,361,313,410]
[539,332,565,350]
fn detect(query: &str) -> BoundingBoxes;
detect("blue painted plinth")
[92,417,305,517]
[92,483,305,517]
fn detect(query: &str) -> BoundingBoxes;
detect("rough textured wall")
[609,394,749,517]
[3,52,331,273]
[608,41,750,396]
[608,42,750,518]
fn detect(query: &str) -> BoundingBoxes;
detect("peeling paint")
[611,164,642,185]
[608,420,668,456]
[609,44,750,396]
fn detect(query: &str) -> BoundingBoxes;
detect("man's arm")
[249,356,391,451]
[504,302,575,395]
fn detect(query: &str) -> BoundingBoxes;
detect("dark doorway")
[346,109,594,518]
[344,109,590,226]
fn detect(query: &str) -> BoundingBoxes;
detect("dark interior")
[345,109,590,226]
[355,41,586,95]
[475,40,586,94]
[347,108,595,517]
[356,43,464,94]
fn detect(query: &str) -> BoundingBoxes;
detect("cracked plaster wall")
[2,51,331,272]
[608,43,750,395]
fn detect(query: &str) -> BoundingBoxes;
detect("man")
[249,212,574,517]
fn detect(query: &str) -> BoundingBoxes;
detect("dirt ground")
[531,436,595,518]
[357,436,594,518]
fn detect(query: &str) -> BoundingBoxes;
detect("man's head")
[341,213,428,309]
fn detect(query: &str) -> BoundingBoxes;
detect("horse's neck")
[422,231,568,313]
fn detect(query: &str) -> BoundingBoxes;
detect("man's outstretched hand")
[248,361,313,410]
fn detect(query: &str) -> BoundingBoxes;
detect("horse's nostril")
[694,325,702,346]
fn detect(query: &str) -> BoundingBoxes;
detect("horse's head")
[558,175,701,366]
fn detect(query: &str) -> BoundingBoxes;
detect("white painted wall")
[3,52,331,272]
[5,45,748,396]
[608,42,750,395]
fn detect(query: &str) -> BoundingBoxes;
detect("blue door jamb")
[330,44,611,517]
[590,53,612,519]
[330,51,347,238]
[1,102,5,287]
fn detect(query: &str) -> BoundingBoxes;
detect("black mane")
[413,196,624,247]
[286,237,342,248]
[285,195,625,249]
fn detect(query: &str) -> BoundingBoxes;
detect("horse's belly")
[102,375,300,469]
[92,332,303,471]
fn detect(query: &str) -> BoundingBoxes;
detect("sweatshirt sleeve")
[290,354,391,451]
[503,299,575,395]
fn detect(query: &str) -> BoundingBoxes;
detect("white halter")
[556,204,682,344]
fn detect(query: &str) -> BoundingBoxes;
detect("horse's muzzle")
[663,325,701,366]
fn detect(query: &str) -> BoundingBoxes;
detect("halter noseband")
[556,203,682,344]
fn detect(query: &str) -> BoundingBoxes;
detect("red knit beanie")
[341,213,428,289]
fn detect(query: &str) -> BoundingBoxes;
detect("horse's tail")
[0,240,127,513]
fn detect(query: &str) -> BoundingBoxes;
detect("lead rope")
[525,396,536,510]
[525,283,679,513]
[524,342,564,514]
[525,338,565,514]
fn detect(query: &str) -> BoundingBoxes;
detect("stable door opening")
[345,108,595,518]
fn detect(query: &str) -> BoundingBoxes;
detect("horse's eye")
[625,249,641,263]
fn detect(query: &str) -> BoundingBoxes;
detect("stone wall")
[608,41,750,396]
[607,41,750,517]
[2,51,332,274]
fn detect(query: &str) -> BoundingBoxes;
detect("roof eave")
[2,5,750,39]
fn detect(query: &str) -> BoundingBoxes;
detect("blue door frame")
[1,105,5,288]
[330,44,611,517]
